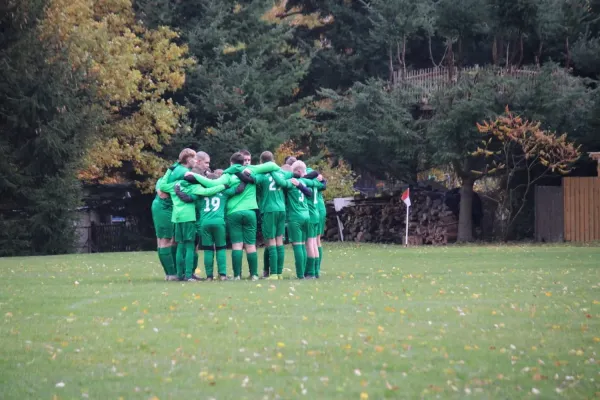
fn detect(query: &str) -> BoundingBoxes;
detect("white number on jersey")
[314,188,318,204]
[268,176,276,191]
[299,192,304,202]
[204,196,221,212]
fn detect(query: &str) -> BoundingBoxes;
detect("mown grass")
[0,243,599,399]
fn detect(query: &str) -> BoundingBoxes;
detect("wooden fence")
[563,177,600,242]
[392,65,566,100]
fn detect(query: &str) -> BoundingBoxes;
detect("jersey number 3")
[204,197,221,212]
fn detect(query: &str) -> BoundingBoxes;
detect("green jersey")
[301,178,324,224]
[157,163,191,207]
[278,178,315,221]
[159,171,226,223]
[193,162,280,215]
[305,167,326,213]
[255,171,287,214]
[193,187,237,228]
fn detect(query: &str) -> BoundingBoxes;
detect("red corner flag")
[401,188,411,207]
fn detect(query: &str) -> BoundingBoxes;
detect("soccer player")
[151,174,177,280]
[185,152,280,280]
[159,170,228,281]
[174,177,245,280]
[152,149,196,280]
[254,151,288,280]
[276,161,318,278]
[300,169,326,279]
[303,167,327,278]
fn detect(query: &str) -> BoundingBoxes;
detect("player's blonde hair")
[291,160,306,175]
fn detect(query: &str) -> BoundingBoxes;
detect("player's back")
[196,192,228,227]
[257,172,286,214]
[285,185,309,220]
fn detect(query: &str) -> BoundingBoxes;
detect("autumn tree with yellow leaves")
[39,0,194,190]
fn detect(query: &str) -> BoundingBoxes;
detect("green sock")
[158,247,175,275]
[216,249,227,276]
[171,244,178,270]
[267,246,277,275]
[263,248,270,276]
[301,245,307,276]
[247,252,258,277]
[293,244,305,278]
[157,248,169,275]
[176,244,186,279]
[232,250,243,277]
[204,249,214,278]
[184,242,196,279]
[277,245,285,275]
[306,257,317,277]
[317,246,323,277]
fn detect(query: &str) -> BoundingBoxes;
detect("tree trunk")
[447,38,454,81]
[565,36,571,70]
[492,36,498,65]
[457,176,475,242]
[389,46,394,84]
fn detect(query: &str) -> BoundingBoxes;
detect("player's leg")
[288,219,306,279]
[275,211,286,278]
[316,212,325,278]
[262,212,278,280]
[181,222,198,281]
[152,202,177,280]
[201,225,215,280]
[193,235,200,277]
[227,212,244,279]
[174,224,186,280]
[213,224,228,280]
[242,210,258,280]
[305,223,319,278]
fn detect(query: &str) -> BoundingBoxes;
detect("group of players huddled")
[151,148,327,282]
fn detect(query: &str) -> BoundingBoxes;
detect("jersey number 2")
[268,176,276,191]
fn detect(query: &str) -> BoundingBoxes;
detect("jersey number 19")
[204,196,221,212]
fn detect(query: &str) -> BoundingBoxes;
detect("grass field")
[1,243,599,399]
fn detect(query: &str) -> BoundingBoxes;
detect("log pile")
[324,187,459,245]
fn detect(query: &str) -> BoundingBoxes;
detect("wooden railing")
[392,65,553,100]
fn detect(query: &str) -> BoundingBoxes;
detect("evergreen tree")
[0,1,101,255]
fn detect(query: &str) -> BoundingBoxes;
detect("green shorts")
[288,217,309,243]
[200,224,227,248]
[174,221,196,243]
[261,211,286,240]
[307,221,320,239]
[318,208,327,235]
[151,199,173,239]
[227,210,257,245]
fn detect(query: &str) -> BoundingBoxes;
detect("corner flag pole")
[401,188,411,246]
[405,205,409,246]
